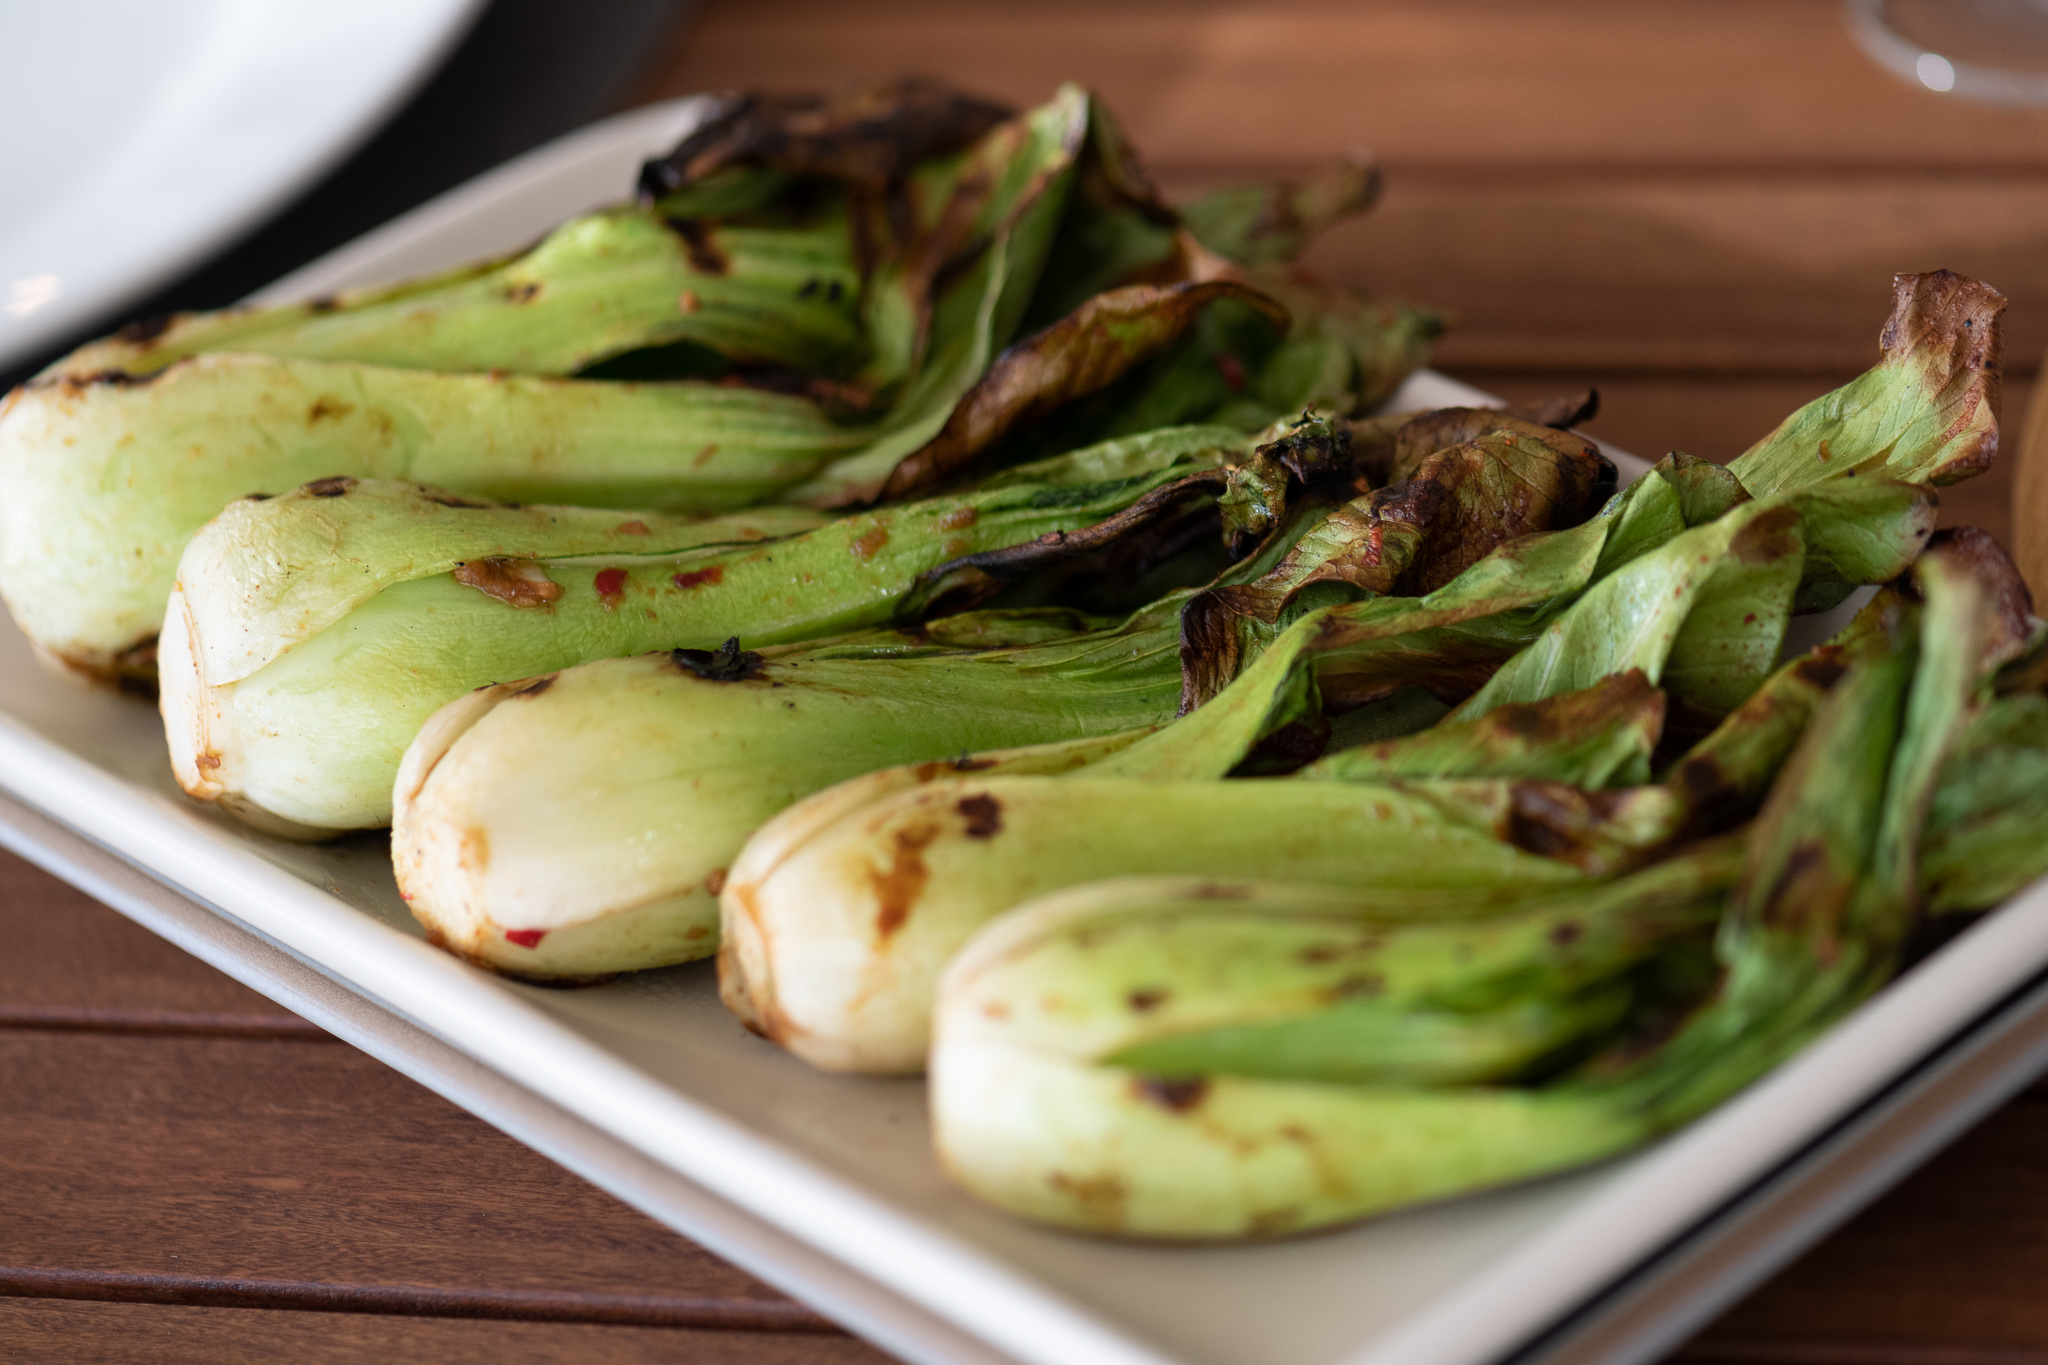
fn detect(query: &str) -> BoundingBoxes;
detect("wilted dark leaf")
[880,280,1291,500]
[1179,154,1383,267]
[639,77,1014,198]
[1729,270,2004,497]
[1180,419,1614,709]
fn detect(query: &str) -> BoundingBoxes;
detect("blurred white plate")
[0,0,483,372]
[6,95,2048,1365]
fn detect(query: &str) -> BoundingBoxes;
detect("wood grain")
[0,854,291,1023]
[0,847,895,1360]
[0,1300,883,1365]
[1689,1092,2048,1357]
[2013,377,2048,607]
[1296,182,2048,378]
[651,0,2048,377]
[645,0,2048,176]
[0,1267,827,1331]
[0,1027,802,1306]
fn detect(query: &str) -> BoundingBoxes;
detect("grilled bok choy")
[391,408,1616,981]
[928,548,1992,1237]
[717,473,1936,1073]
[391,604,1181,981]
[163,430,1241,836]
[0,84,1070,682]
[1181,271,1999,711]
[0,364,871,682]
[2,77,1430,686]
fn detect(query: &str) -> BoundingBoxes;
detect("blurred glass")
[1847,0,2048,103]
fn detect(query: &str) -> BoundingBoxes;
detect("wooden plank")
[643,5,2048,378]
[0,850,314,1030]
[0,1267,828,1332]
[647,0,2048,176]
[1293,182,2048,378]
[0,1031,809,1310]
[2013,368,2048,607]
[1683,1093,2048,1358]
[0,1299,889,1365]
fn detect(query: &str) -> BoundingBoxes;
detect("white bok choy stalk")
[390,604,1180,982]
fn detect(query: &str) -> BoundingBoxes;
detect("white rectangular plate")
[5,98,2048,1365]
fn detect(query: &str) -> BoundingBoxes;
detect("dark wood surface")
[10,2,2048,1361]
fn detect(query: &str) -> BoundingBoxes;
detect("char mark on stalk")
[666,218,730,275]
[1503,781,1654,872]
[871,822,940,940]
[725,363,877,414]
[303,476,356,498]
[670,638,766,682]
[912,754,998,780]
[34,367,164,392]
[1131,1075,1209,1113]
[453,558,563,608]
[113,314,177,345]
[1790,648,1850,693]
[1672,754,1743,834]
[420,489,491,509]
[956,794,1003,838]
[638,77,1014,198]
[1754,839,1841,934]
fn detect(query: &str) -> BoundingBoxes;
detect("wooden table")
[9,2,2048,1361]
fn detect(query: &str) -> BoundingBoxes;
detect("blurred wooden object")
[2016,375,2048,609]
[9,2,2048,1362]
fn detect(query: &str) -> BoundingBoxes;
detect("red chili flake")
[595,567,628,608]
[505,928,547,949]
[1743,612,1757,624]
[1215,354,1247,392]
[673,565,725,590]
